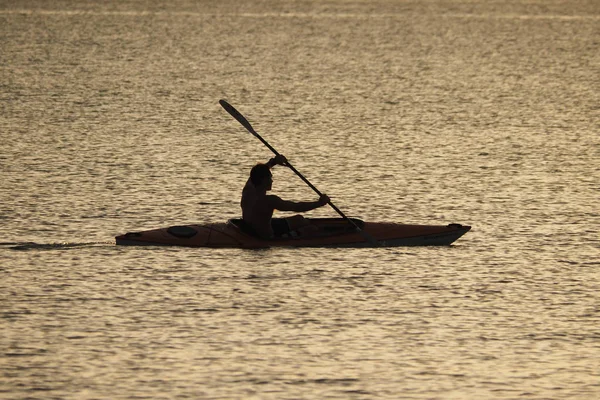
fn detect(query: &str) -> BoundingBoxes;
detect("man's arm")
[268,194,329,213]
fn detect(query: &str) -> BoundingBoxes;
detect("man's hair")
[250,164,271,186]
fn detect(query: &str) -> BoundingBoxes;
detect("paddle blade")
[219,99,255,133]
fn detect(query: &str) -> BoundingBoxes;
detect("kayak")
[115,218,471,248]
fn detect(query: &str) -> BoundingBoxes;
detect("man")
[241,155,330,239]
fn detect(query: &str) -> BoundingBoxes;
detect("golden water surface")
[1,1,599,399]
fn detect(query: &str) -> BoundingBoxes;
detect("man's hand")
[317,194,330,207]
[268,154,288,167]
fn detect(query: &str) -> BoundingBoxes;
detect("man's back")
[241,179,276,238]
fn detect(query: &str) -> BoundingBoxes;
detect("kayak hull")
[115,218,471,248]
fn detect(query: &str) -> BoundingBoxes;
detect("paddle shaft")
[219,100,378,243]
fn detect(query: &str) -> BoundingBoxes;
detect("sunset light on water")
[1,1,598,398]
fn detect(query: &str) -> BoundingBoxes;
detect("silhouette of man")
[241,155,329,239]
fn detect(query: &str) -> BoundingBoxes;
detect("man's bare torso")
[241,179,278,238]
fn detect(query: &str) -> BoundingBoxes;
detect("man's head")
[250,164,273,190]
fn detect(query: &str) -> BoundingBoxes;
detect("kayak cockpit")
[227,217,364,240]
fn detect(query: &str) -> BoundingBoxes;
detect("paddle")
[219,99,380,246]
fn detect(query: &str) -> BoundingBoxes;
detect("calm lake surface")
[1,1,599,398]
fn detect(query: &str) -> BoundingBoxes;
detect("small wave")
[1,9,597,21]
[1,241,114,251]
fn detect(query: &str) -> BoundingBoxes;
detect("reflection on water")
[1,0,599,399]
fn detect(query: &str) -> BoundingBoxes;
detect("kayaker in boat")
[241,155,330,239]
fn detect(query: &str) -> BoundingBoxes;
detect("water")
[1,1,599,398]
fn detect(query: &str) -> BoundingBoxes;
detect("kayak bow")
[115,218,470,248]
